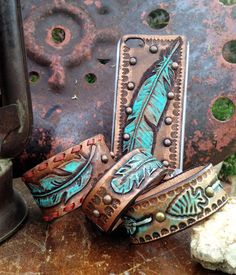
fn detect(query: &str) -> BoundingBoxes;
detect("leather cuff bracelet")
[82,148,169,232]
[22,134,115,221]
[123,164,228,244]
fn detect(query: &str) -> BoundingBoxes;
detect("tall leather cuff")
[82,148,169,232]
[22,134,115,221]
[123,164,228,244]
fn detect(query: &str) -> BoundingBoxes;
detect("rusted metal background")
[14,0,236,176]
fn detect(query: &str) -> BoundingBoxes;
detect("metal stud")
[110,151,115,158]
[93,209,100,218]
[149,45,158,54]
[165,117,173,125]
[155,212,166,222]
[129,57,137,65]
[171,62,179,70]
[162,160,169,167]
[167,92,175,100]
[101,154,109,163]
[123,133,130,141]
[127,82,135,90]
[205,186,214,198]
[103,194,112,205]
[163,138,172,147]
[125,107,133,115]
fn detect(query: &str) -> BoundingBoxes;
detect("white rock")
[191,197,236,274]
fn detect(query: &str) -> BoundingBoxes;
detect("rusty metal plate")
[15,0,236,176]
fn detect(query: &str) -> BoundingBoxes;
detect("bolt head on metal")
[123,133,130,141]
[163,138,172,147]
[165,117,173,125]
[155,212,166,222]
[103,194,112,205]
[149,45,158,54]
[205,186,214,198]
[93,209,100,218]
[171,62,179,70]
[110,151,115,158]
[127,82,135,90]
[125,107,133,114]
[101,154,109,163]
[129,57,137,65]
[167,92,175,100]
[162,160,169,167]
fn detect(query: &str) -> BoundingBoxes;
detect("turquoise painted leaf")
[166,187,208,218]
[123,39,180,153]
[110,151,162,194]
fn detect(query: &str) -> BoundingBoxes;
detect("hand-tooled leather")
[123,164,228,244]
[22,134,115,221]
[82,148,169,232]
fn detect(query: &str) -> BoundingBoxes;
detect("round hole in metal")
[222,40,236,63]
[51,27,66,44]
[212,97,235,121]
[147,9,170,29]
[29,71,40,84]
[85,73,97,84]
[219,0,236,6]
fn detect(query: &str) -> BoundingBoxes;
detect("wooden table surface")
[0,179,225,275]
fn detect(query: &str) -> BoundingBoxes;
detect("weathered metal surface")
[15,0,236,176]
[0,178,229,274]
[0,0,32,241]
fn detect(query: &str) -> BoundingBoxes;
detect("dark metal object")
[0,0,32,241]
[14,0,236,176]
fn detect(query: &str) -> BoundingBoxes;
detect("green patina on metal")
[123,39,180,153]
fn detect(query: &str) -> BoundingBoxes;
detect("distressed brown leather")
[123,164,228,244]
[22,134,115,221]
[82,148,168,232]
[112,35,188,176]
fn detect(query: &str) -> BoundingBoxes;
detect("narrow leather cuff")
[123,164,228,244]
[82,148,169,232]
[22,134,115,221]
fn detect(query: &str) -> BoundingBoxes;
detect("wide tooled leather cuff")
[122,164,228,244]
[22,134,115,221]
[82,148,169,232]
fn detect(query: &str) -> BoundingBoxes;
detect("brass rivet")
[162,160,169,167]
[110,151,115,158]
[165,117,173,125]
[167,92,175,100]
[163,138,172,147]
[129,57,137,65]
[123,133,130,141]
[205,186,214,198]
[172,62,179,70]
[93,209,100,218]
[155,212,166,222]
[101,154,109,163]
[127,82,135,90]
[103,194,112,205]
[149,45,158,54]
[126,107,133,114]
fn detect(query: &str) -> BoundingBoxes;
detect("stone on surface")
[191,197,236,274]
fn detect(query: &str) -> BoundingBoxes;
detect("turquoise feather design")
[110,151,163,194]
[28,146,96,208]
[123,39,180,153]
